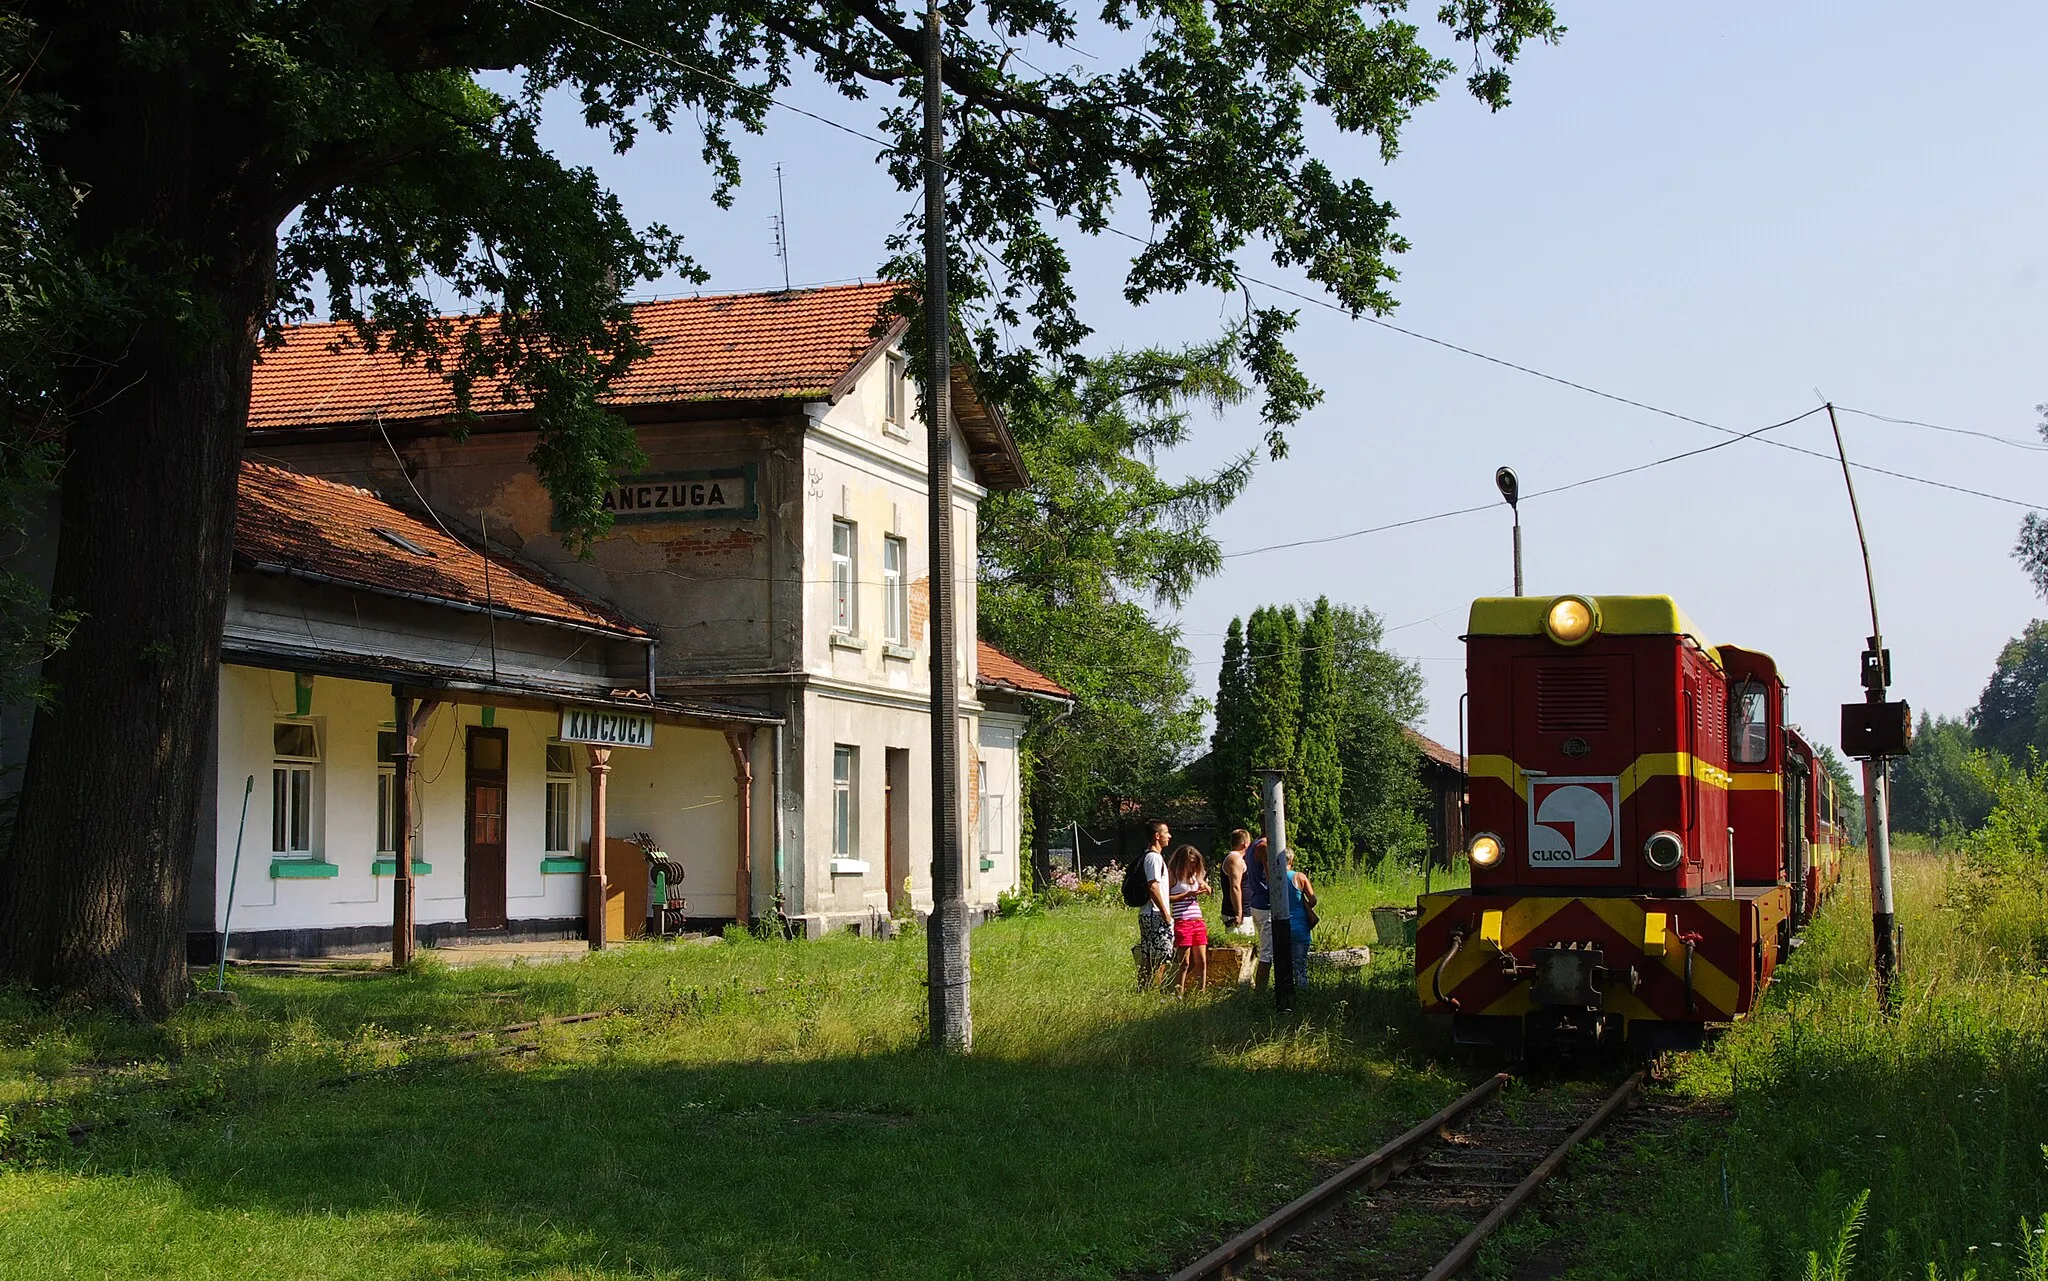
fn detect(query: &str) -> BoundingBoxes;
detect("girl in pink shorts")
[1167,844,1210,996]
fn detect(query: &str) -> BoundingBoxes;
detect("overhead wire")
[515,1,2047,521]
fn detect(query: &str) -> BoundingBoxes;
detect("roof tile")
[235,461,644,637]
[976,641,1073,700]
[247,282,907,429]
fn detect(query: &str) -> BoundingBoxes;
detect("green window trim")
[540,856,587,874]
[370,859,432,876]
[270,859,338,879]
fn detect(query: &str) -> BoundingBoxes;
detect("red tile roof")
[234,461,646,637]
[247,282,909,430]
[1405,727,1465,772]
[976,641,1073,701]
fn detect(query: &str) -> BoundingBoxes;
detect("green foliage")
[1816,743,1867,846]
[1962,751,2048,885]
[1209,600,1424,865]
[1246,605,1303,775]
[1208,618,1258,834]
[1802,1187,1869,1281]
[1290,597,1351,875]
[1893,715,1997,840]
[1323,602,1428,864]
[1975,621,2048,764]
[0,11,87,719]
[0,879,1480,1279]
[1570,854,2048,1281]
[978,342,1255,841]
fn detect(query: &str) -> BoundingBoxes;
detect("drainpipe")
[645,640,658,700]
[772,721,787,924]
[727,729,755,927]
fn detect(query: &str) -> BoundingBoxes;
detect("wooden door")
[465,726,509,930]
[885,747,910,912]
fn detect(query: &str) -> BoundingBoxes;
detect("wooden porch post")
[390,691,437,969]
[586,745,612,949]
[726,729,755,928]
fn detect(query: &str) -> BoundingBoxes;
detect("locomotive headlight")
[1468,832,1505,868]
[1643,830,1684,872]
[1544,595,1599,646]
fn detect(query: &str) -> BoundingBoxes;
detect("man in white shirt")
[1135,820,1174,989]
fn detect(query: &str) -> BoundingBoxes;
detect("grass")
[0,860,1469,1281]
[1566,850,2048,1281]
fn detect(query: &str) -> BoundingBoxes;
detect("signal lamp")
[1468,832,1504,868]
[1544,595,1599,646]
[1643,830,1684,872]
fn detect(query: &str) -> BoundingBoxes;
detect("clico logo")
[1527,777,1621,868]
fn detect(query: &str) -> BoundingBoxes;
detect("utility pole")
[1262,770,1294,1011]
[1495,467,1522,596]
[1826,404,1911,1013]
[922,0,971,1052]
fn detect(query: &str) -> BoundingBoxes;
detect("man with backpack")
[1122,819,1175,989]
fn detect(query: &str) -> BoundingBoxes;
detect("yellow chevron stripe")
[1468,754,1527,801]
[1580,896,1740,1015]
[1418,894,1744,1018]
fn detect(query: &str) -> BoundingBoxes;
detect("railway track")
[1168,1071,1648,1281]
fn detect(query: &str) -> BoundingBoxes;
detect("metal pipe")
[215,776,255,990]
[772,720,787,925]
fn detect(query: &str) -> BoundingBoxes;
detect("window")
[978,765,1006,859]
[833,745,858,858]
[1731,681,1770,765]
[832,519,857,634]
[376,730,400,855]
[885,351,905,425]
[271,722,320,857]
[882,535,907,646]
[545,743,575,856]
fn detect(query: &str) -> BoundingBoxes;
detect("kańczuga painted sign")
[558,706,655,748]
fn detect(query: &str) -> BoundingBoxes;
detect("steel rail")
[1168,1073,1510,1281]
[1419,1070,1645,1281]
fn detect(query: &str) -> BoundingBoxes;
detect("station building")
[14,282,1073,959]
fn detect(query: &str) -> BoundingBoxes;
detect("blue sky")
[520,2,2048,748]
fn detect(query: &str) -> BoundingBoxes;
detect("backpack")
[1121,857,1150,907]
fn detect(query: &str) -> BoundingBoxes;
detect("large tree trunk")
[0,5,271,1018]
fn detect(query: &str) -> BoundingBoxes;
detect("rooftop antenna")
[771,162,791,292]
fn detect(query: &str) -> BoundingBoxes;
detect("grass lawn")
[1563,849,2048,1281]
[0,864,1473,1281]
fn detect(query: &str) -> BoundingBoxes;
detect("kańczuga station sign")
[558,706,655,749]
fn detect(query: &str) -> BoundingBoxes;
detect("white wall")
[975,712,1027,899]
[212,667,758,936]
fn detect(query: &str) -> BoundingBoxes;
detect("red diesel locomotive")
[1416,595,1842,1052]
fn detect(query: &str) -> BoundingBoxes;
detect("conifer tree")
[1246,606,1303,784]
[1292,597,1352,874]
[1208,617,1257,833]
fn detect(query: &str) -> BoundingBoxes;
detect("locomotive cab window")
[1731,682,1770,764]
